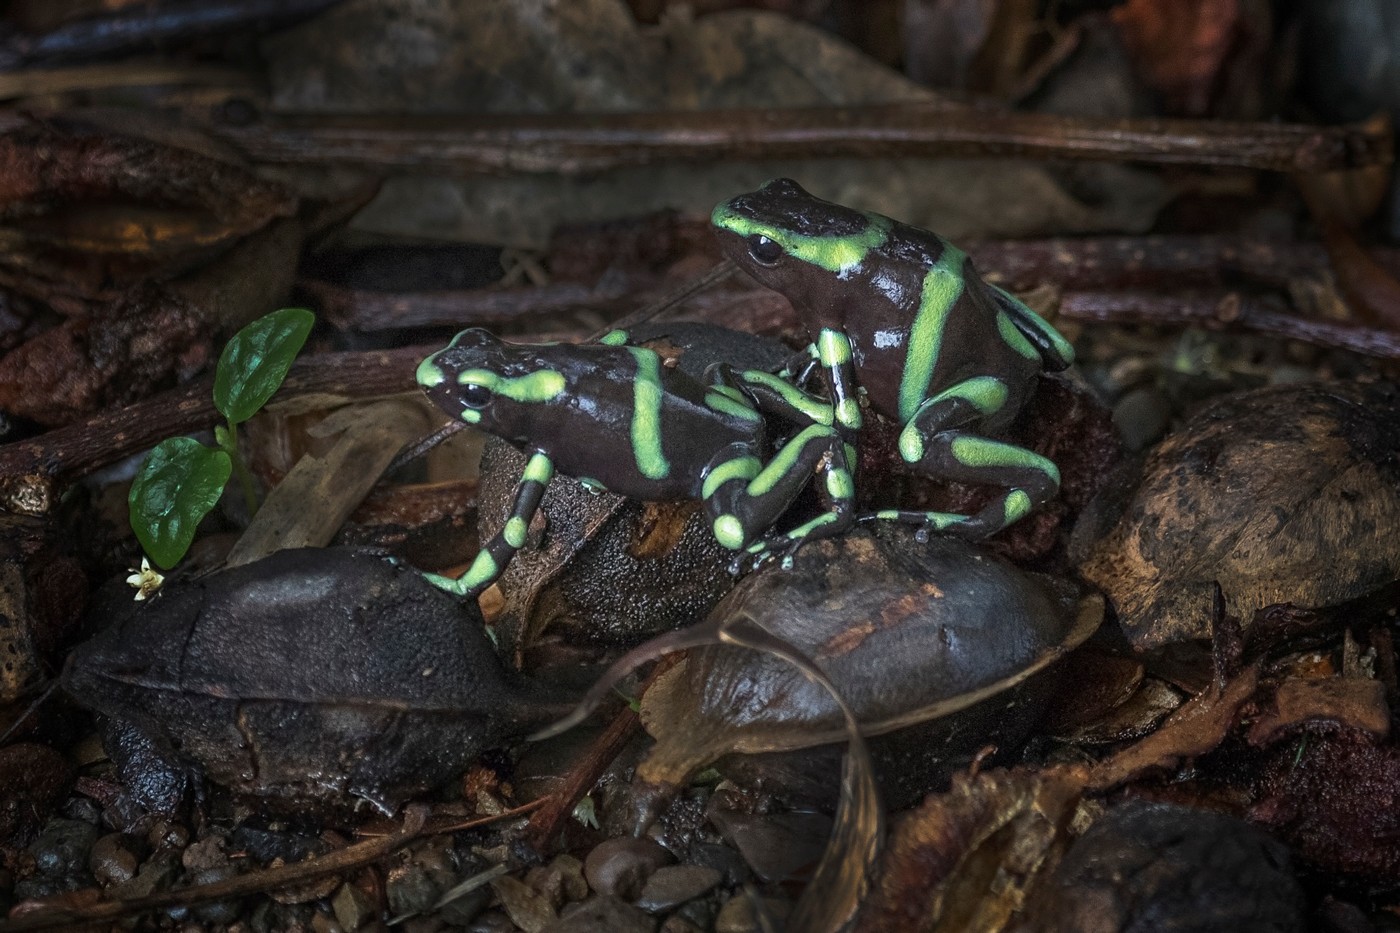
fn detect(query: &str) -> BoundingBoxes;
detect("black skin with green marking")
[416,328,853,597]
[711,178,1076,538]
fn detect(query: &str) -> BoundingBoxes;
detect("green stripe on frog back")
[899,244,966,423]
[711,208,892,274]
[626,347,671,480]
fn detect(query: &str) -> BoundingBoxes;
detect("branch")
[211,107,1391,175]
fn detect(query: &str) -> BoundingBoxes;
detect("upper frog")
[711,178,1071,429]
[711,178,1075,540]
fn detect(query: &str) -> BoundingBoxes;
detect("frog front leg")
[867,376,1060,538]
[425,451,554,598]
[702,422,856,566]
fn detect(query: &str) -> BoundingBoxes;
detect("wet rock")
[687,842,751,887]
[661,916,706,933]
[583,837,673,900]
[714,893,792,933]
[636,865,721,913]
[88,832,139,887]
[543,895,655,933]
[21,818,98,896]
[1112,386,1170,451]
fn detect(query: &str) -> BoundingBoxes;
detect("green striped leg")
[814,328,863,445]
[424,452,554,598]
[864,376,1059,538]
[703,423,856,567]
[707,364,837,430]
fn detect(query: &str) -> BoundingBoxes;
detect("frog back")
[844,224,1043,429]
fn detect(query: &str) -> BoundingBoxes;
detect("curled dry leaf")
[1246,675,1390,747]
[0,120,297,303]
[1080,382,1400,651]
[854,765,1092,933]
[1088,664,1259,791]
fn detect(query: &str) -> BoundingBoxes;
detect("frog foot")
[858,509,974,542]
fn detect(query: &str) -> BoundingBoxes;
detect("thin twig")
[0,801,545,932]
[212,106,1391,175]
[1059,289,1400,358]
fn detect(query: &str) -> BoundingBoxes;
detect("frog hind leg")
[989,285,1074,371]
[703,423,856,567]
[424,451,554,598]
[867,376,1060,538]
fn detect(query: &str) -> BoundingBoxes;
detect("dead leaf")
[1089,664,1259,790]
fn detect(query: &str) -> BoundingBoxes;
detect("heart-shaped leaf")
[214,308,315,425]
[129,437,233,569]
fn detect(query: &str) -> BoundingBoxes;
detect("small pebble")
[491,874,558,932]
[1112,386,1170,451]
[661,916,705,933]
[543,895,654,933]
[714,893,792,933]
[636,865,721,913]
[29,818,99,880]
[467,909,518,933]
[111,854,178,900]
[89,833,139,887]
[583,837,673,900]
[332,882,376,931]
[687,843,751,887]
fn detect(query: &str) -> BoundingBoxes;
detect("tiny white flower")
[126,558,164,601]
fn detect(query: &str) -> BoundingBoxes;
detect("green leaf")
[214,308,315,425]
[129,437,233,569]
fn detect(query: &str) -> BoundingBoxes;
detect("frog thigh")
[896,376,1010,463]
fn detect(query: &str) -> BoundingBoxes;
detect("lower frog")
[712,178,1075,538]
[415,327,854,597]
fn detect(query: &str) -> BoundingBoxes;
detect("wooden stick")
[212,106,1391,175]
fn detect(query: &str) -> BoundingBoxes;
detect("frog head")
[416,328,568,441]
[711,178,891,317]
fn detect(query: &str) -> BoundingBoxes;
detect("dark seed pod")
[633,526,1100,815]
[63,548,556,814]
[1079,381,1400,651]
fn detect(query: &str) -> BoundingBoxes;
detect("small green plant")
[129,308,315,570]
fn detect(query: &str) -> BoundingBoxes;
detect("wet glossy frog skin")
[416,328,854,597]
[712,178,1075,538]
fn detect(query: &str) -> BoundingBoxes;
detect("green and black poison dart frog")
[711,178,1076,538]
[415,328,853,597]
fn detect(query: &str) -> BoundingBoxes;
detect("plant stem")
[223,420,260,517]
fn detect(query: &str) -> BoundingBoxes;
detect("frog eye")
[746,235,783,267]
[459,383,493,408]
